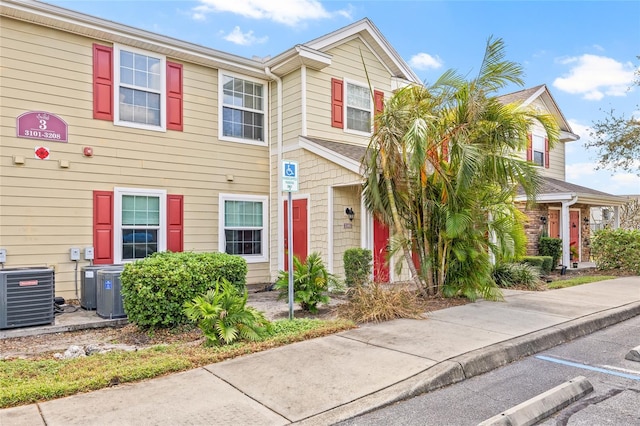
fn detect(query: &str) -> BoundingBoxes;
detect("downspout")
[561,195,578,267]
[265,67,283,273]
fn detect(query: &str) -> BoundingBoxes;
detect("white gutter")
[561,195,578,267]
[265,67,284,273]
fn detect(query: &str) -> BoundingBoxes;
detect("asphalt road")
[339,314,640,426]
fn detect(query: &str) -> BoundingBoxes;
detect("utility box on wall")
[0,268,55,329]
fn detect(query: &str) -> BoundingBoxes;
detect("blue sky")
[50,0,640,195]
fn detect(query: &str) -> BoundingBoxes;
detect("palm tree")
[362,37,559,299]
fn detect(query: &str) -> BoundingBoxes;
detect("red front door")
[373,217,390,282]
[548,210,560,239]
[569,210,579,258]
[284,199,308,270]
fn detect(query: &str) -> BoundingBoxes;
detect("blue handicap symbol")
[285,162,296,177]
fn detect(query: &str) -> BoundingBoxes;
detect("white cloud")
[553,54,636,100]
[409,53,443,71]
[566,162,599,180]
[192,0,349,26]
[565,119,591,154]
[223,26,268,46]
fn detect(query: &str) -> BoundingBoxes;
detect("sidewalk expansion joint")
[200,367,292,423]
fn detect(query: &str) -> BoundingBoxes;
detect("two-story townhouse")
[0,0,422,301]
[500,85,627,267]
[0,0,626,304]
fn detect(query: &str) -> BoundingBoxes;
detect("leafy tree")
[587,57,639,175]
[362,37,559,300]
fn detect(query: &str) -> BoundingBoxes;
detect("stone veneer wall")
[517,202,592,261]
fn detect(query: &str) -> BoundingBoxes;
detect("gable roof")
[498,84,579,142]
[302,18,420,84]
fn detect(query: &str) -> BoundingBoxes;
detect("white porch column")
[613,206,620,229]
[327,186,334,274]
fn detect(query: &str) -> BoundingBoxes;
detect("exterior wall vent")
[0,268,55,329]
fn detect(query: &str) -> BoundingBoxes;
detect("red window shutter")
[373,90,384,132]
[166,62,183,131]
[93,44,113,121]
[167,194,184,252]
[93,191,114,264]
[374,90,384,114]
[331,78,344,128]
[526,133,533,162]
[544,137,550,169]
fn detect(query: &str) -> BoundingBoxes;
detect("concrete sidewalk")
[2,277,639,425]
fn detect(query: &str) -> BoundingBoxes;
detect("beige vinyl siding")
[281,69,303,146]
[268,147,362,280]
[517,114,566,181]
[306,37,392,145]
[0,18,271,297]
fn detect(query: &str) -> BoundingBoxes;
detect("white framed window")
[218,194,268,263]
[345,80,372,134]
[532,134,545,167]
[219,70,266,145]
[114,45,166,131]
[114,188,166,263]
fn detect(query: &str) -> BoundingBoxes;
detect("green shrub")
[539,237,562,267]
[121,252,247,328]
[591,228,640,274]
[183,278,271,346]
[521,256,544,269]
[343,248,372,287]
[538,256,553,274]
[492,262,542,289]
[274,252,336,313]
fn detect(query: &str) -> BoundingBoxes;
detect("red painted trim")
[93,44,113,121]
[93,190,114,264]
[544,137,550,169]
[166,62,183,131]
[331,78,344,128]
[167,194,184,252]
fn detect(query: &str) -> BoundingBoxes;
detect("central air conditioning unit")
[81,265,124,310]
[96,269,127,319]
[0,267,55,329]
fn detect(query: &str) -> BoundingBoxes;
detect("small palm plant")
[275,252,337,313]
[183,278,271,346]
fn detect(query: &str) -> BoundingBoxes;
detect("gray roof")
[517,176,628,205]
[303,137,367,163]
[497,85,545,105]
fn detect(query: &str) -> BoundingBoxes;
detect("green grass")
[547,275,616,289]
[0,318,354,409]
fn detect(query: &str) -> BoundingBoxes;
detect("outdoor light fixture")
[583,217,590,224]
[345,208,355,221]
[540,216,547,225]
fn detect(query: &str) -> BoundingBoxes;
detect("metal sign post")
[287,190,294,320]
[282,161,298,320]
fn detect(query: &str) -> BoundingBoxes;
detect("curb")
[298,302,640,425]
[477,376,593,426]
[625,345,640,362]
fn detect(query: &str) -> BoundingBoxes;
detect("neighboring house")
[503,85,627,267]
[0,1,626,302]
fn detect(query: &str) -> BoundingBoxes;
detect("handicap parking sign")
[283,161,298,178]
